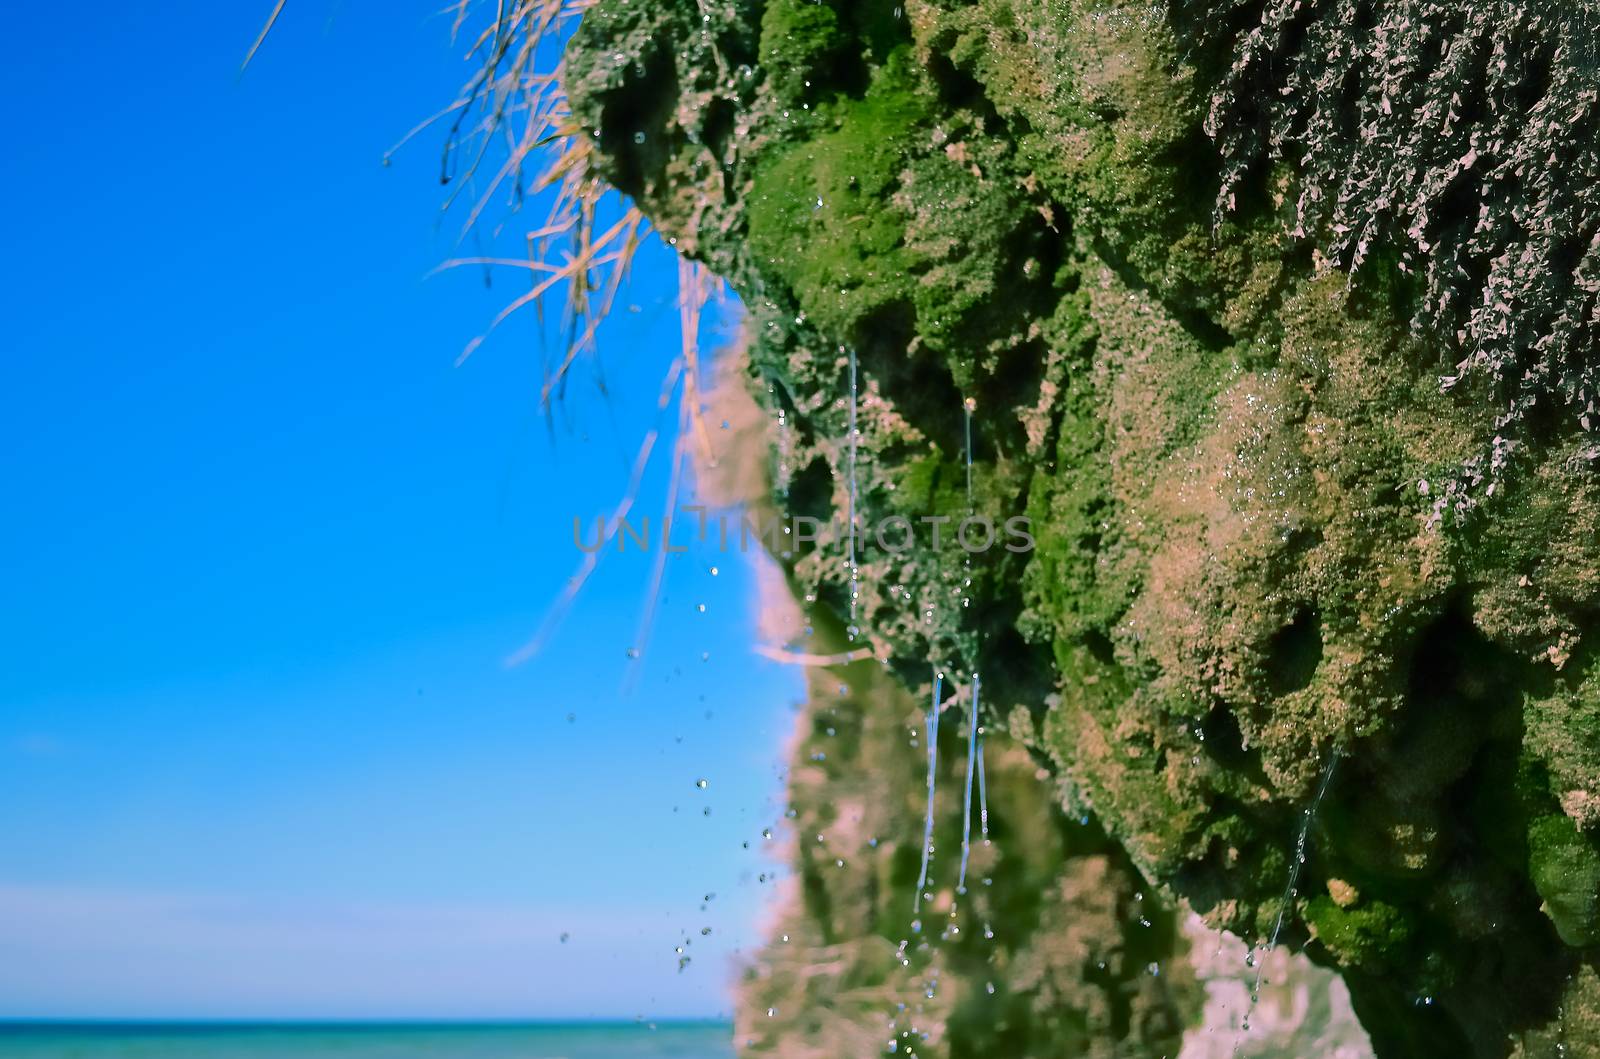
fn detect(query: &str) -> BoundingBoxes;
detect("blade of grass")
[241,0,288,72]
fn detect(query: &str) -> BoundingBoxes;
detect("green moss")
[889,452,967,521]
[1022,285,1125,643]
[757,0,851,108]
[746,50,926,339]
[1528,814,1600,946]
[747,38,1048,366]
[567,0,1600,1048]
[1306,896,1415,971]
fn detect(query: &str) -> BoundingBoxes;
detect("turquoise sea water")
[0,1023,735,1059]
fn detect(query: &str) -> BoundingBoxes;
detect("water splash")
[776,406,791,499]
[963,396,990,846]
[1239,742,1344,1046]
[957,672,981,894]
[847,347,860,633]
[964,397,975,504]
[913,669,943,914]
[976,733,989,840]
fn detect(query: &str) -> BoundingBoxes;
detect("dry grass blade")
[241,0,288,72]
[503,358,687,668]
[406,1,707,674]
[753,645,879,668]
[238,0,715,675]
[621,395,688,692]
[619,259,729,688]
[678,258,721,470]
[247,0,647,407]
[431,0,645,410]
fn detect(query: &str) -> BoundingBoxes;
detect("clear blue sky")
[0,0,799,1020]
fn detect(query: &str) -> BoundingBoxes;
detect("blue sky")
[0,1,799,1020]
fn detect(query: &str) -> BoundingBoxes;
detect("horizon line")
[0,1017,732,1028]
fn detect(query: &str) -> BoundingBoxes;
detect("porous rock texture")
[563,1,1600,1054]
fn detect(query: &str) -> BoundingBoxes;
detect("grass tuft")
[248,1,714,672]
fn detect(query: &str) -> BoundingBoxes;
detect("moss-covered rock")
[746,51,926,338]
[731,626,1199,1059]
[1529,814,1600,947]
[563,0,1600,1053]
[1306,895,1415,972]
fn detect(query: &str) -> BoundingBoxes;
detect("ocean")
[0,1023,736,1058]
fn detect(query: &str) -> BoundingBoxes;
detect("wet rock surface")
[566,1,1600,1054]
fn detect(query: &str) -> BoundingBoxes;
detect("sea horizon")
[0,1019,738,1058]
[0,1018,732,1027]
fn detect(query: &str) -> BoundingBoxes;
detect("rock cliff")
[564,2,1600,1053]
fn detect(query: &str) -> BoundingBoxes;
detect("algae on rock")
[562,0,1600,1054]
